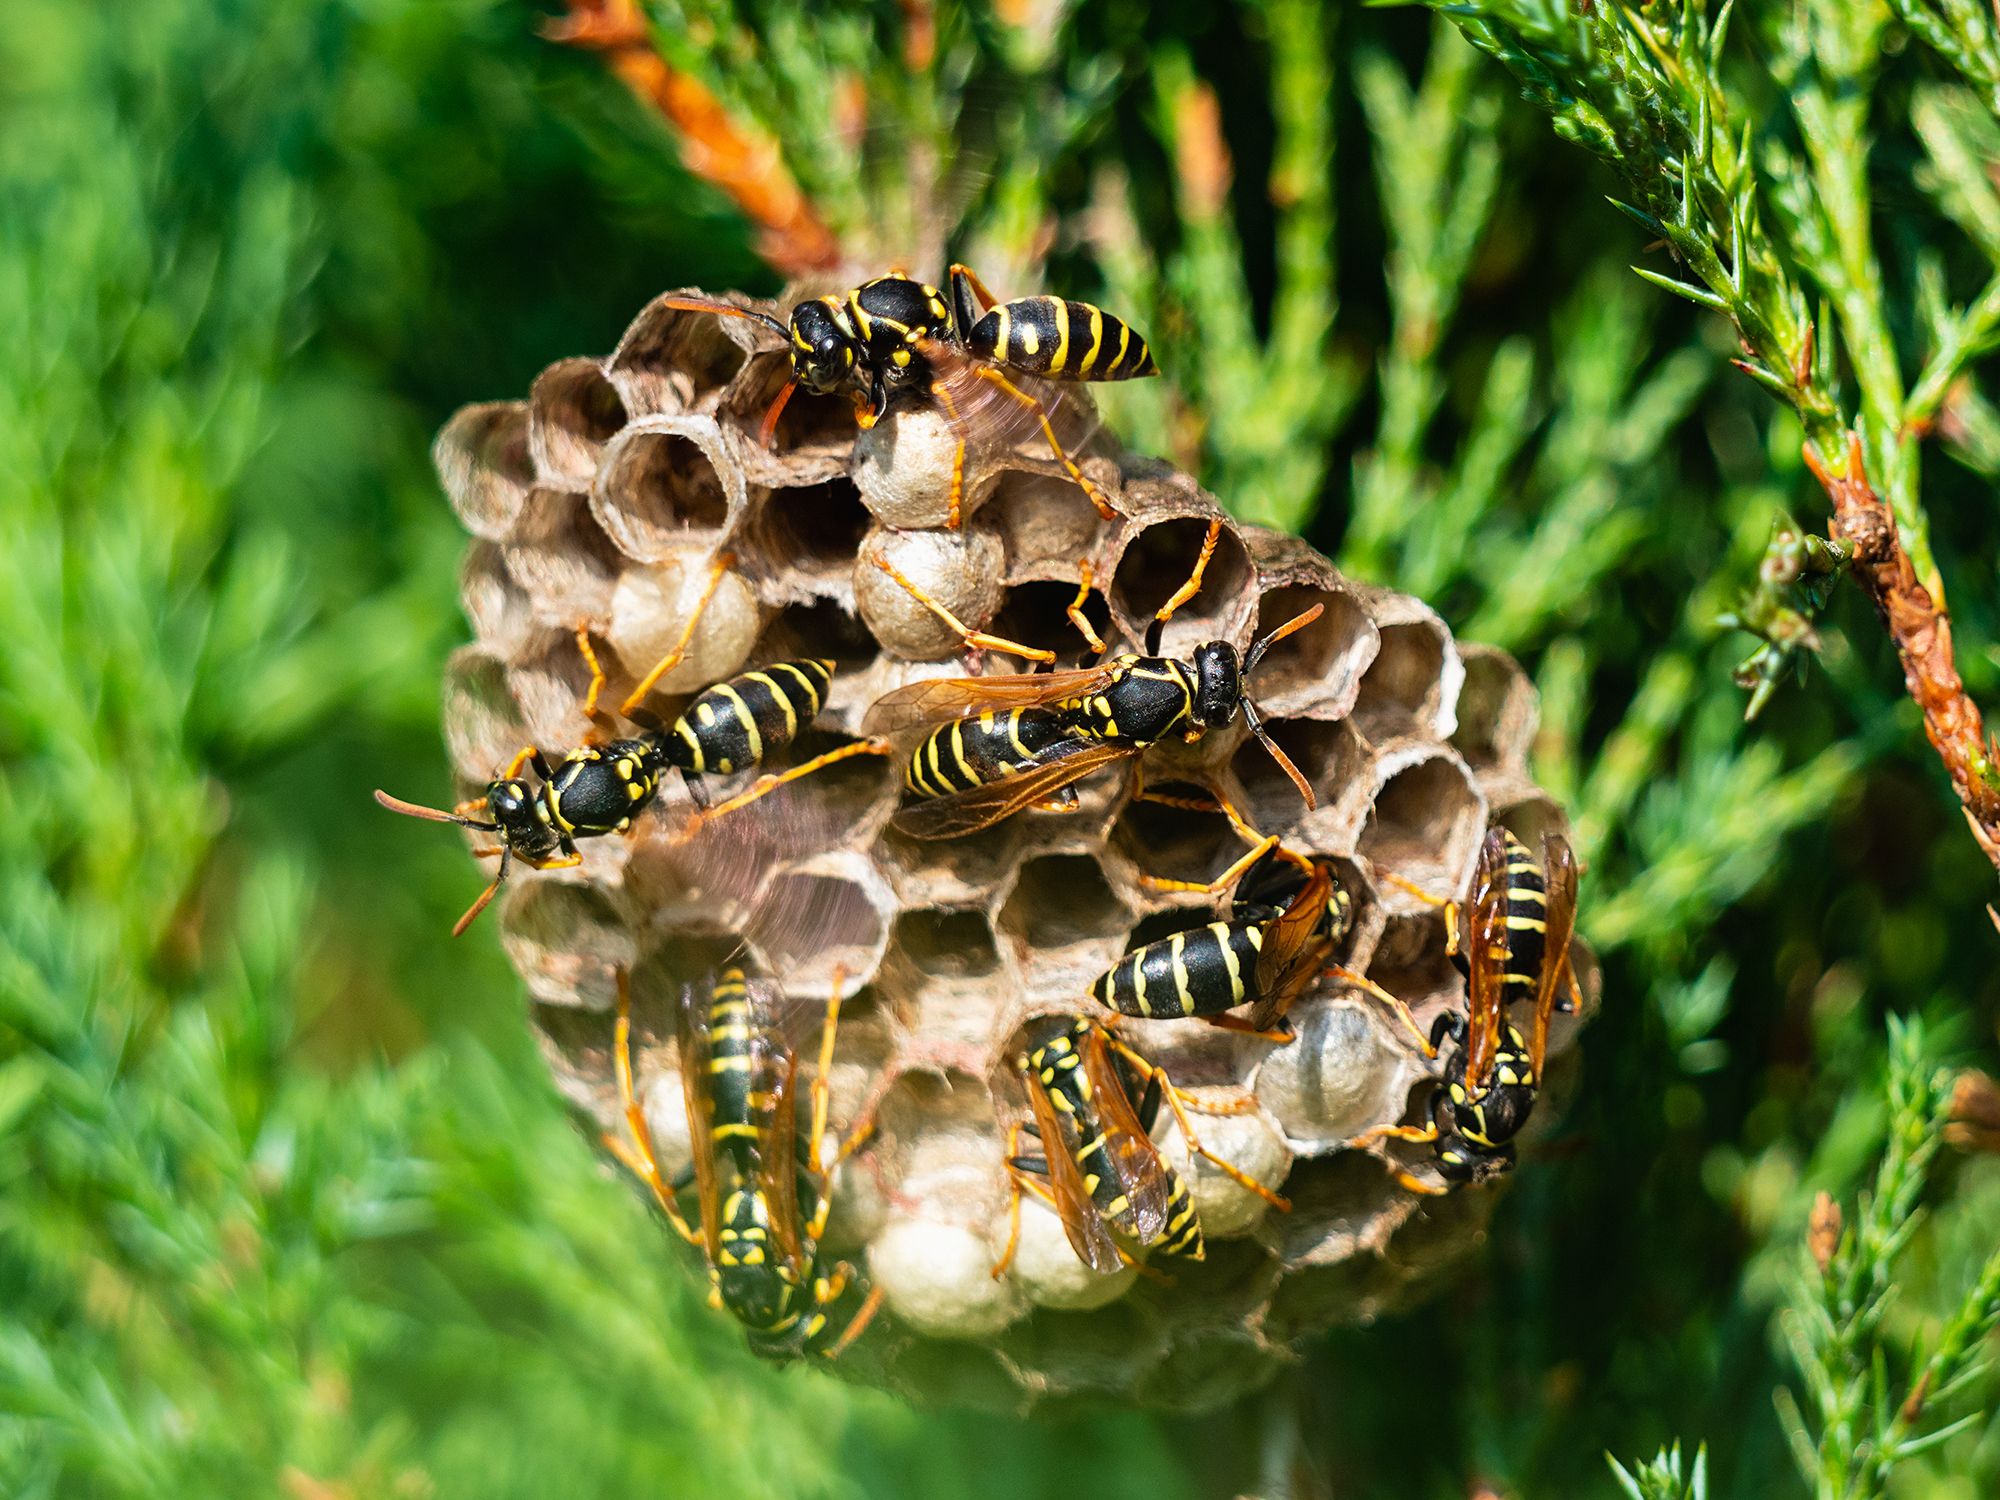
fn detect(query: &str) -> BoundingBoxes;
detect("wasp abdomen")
[968,298,1158,381]
[1093,921,1264,1020]
[904,706,1078,797]
[667,658,834,778]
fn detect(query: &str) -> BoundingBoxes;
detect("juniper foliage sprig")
[1776,1017,2000,1500]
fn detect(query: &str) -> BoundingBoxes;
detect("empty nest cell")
[592,418,741,562]
[1108,514,1254,650]
[606,289,755,415]
[1358,750,1485,895]
[435,400,535,541]
[529,357,630,490]
[1353,619,1454,742]
[1245,583,1378,721]
[745,476,872,593]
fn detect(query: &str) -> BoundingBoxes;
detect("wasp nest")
[431,286,1598,1413]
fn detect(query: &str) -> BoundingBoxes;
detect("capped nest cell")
[421,281,1597,1414]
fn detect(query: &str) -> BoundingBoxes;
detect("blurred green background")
[3,2,1996,1496]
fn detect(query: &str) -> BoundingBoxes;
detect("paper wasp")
[611,966,883,1361]
[378,623,884,934]
[650,267,1155,527]
[1355,828,1579,1193]
[860,598,1324,841]
[1092,844,1356,1041]
[993,1016,1289,1279]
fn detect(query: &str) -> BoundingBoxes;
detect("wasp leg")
[619,550,738,717]
[970,364,1116,520]
[1110,1040,1291,1210]
[821,1280,885,1359]
[927,380,971,529]
[948,263,1003,332]
[869,553,1054,662]
[574,625,608,732]
[496,745,541,783]
[612,969,704,1247]
[1130,782,1285,895]
[1396,1171,1450,1197]
[1067,561,1109,657]
[1196,1011,1298,1045]
[992,1122,1037,1278]
[1153,519,1223,629]
[1379,870,1460,956]
[1325,965,1436,1057]
[688,738,894,829]
[1352,1121,1439,1147]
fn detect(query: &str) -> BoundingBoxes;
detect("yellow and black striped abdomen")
[1092,920,1264,1020]
[1496,830,1549,1001]
[966,298,1158,382]
[903,706,1075,797]
[702,967,771,1170]
[666,658,833,780]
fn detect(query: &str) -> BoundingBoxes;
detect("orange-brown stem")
[545,1,840,277]
[1803,433,2000,873]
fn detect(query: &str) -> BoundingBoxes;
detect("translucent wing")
[1077,1026,1172,1245]
[673,982,724,1261]
[916,335,1105,459]
[863,665,1120,736]
[758,1051,808,1275]
[1247,862,1335,1034]
[1528,833,1580,1076]
[1462,830,1513,1090]
[890,740,1135,840]
[1020,1054,1125,1274]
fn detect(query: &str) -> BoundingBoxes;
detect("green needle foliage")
[4,0,1998,1497]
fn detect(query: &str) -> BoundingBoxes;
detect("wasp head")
[1190,640,1244,729]
[789,301,860,394]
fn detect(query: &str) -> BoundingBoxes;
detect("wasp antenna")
[756,377,799,448]
[1243,603,1324,677]
[375,787,493,829]
[654,294,790,341]
[450,847,510,937]
[1243,701,1317,812]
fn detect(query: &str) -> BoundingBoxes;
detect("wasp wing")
[758,1050,809,1276]
[890,740,1135,840]
[862,665,1119,736]
[1020,1053,1126,1275]
[673,982,725,1261]
[1246,862,1335,1034]
[1077,1026,1172,1246]
[916,336,1106,459]
[1528,833,1580,1077]
[1462,830,1513,1091]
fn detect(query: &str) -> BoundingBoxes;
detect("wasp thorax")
[438,280,1595,1412]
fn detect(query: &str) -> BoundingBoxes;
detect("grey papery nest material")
[430,284,1598,1412]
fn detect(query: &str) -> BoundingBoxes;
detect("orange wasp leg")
[1106,1038,1292,1211]
[619,550,738,717]
[869,553,1055,663]
[610,970,704,1247]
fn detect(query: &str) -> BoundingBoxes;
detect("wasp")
[992,1016,1289,1278]
[651,266,1155,527]
[1091,844,1356,1041]
[1354,828,1579,1192]
[611,966,883,1361]
[378,625,885,934]
[860,593,1324,840]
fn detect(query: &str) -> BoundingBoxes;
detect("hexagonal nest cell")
[414,282,1596,1411]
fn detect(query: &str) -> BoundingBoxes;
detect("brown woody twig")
[1803,433,2000,873]
[545,0,841,276]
